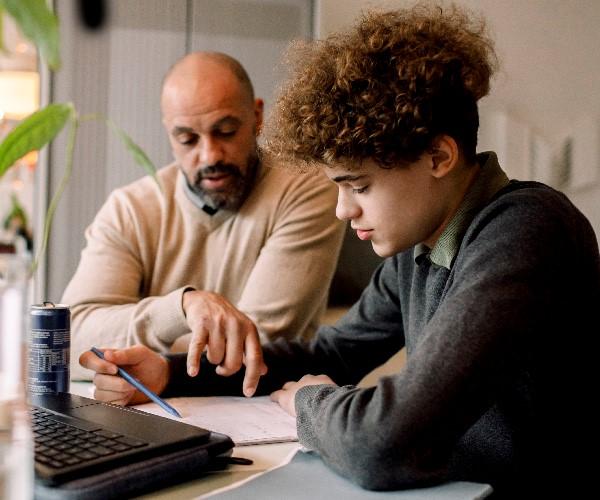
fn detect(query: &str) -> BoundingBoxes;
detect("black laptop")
[30,392,234,486]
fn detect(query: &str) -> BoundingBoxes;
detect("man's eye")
[352,186,368,194]
[178,135,197,146]
[215,129,237,138]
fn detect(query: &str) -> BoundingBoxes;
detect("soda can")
[28,302,70,394]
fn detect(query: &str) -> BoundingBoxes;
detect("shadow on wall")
[328,223,383,307]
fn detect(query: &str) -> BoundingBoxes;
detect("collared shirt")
[180,174,219,215]
[414,151,510,269]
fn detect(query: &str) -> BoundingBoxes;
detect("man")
[80,6,599,498]
[65,52,344,380]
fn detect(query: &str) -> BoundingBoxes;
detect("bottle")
[0,254,34,500]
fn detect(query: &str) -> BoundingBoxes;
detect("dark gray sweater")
[165,176,600,498]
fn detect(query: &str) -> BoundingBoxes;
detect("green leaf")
[3,193,28,230]
[1,0,60,70]
[0,103,73,178]
[0,7,6,53]
[107,119,162,191]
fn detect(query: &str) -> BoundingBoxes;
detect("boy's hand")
[79,345,169,406]
[270,374,337,416]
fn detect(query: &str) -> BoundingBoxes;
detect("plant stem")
[30,112,79,275]
[79,113,100,122]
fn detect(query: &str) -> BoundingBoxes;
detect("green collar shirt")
[414,151,510,269]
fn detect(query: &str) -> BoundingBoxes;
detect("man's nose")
[335,190,361,221]
[196,137,225,166]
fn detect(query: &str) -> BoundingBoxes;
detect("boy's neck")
[423,160,481,248]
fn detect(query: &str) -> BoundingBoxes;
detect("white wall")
[315,0,600,238]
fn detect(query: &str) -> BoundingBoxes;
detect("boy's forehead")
[323,158,377,180]
[324,164,359,181]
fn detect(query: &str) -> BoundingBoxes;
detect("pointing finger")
[241,331,267,397]
[187,328,208,377]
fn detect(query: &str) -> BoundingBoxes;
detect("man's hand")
[270,374,337,416]
[79,345,169,406]
[182,290,267,397]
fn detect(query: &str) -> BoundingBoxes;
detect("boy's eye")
[352,185,368,194]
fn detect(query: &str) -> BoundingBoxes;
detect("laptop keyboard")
[31,407,148,472]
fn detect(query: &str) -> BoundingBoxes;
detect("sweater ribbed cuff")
[152,286,194,345]
[294,384,340,451]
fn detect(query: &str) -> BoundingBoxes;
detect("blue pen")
[90,346,182,418]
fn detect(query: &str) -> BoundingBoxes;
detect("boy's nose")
[335,190,361,221]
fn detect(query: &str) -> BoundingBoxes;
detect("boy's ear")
[428,135,459,179]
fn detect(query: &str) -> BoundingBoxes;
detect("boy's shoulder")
[483,179,588,228]
[467,179,597,255]
[492,179,567,205]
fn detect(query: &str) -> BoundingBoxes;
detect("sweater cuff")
[294,384,340,451]
[152,286,194,345]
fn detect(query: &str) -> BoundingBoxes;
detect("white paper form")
[132,396,298,445]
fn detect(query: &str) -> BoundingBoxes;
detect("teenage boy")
[81,5,600,498]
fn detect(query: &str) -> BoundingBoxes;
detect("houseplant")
[0,1,158,495]
[0,0,159,269]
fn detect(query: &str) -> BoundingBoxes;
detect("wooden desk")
[69,382,299,499]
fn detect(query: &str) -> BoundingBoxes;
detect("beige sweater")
[63,162,345,379]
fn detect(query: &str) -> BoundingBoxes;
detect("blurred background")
[1,0,598,308]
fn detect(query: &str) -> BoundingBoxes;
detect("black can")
[28,302,70,394]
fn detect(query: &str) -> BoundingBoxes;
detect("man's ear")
[428,135,459,179]
[254,98,265,136]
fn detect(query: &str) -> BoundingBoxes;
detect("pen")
[90,346,182,418]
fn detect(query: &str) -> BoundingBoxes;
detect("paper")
[133,395,298,445]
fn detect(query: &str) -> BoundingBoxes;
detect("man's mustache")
[194,163,243,184]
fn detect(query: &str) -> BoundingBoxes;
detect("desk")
[69,382,299,499]
[67,383,492,500]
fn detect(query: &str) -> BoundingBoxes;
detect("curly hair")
[264,3,498,170]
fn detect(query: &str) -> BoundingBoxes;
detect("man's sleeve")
[164,256,406,397]
[62,190,191,380]
[236,172,346,341]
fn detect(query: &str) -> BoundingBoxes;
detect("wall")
[315,0,600,238]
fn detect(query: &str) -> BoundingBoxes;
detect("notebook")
[133,395,298,445]
[29,392,234,486]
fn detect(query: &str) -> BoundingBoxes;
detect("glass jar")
[0,253,33,499]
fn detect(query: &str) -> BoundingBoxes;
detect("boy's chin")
[371,242,393,258]
[372,241,410,258]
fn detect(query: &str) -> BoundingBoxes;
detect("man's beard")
[189,151,259,211]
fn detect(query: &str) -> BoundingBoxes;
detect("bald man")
[63,52,345,381]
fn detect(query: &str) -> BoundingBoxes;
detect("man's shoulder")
[95,164,179,229]
[109,163,178,204]
[258,162,336,200]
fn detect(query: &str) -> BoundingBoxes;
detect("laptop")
[29,392,234,486]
